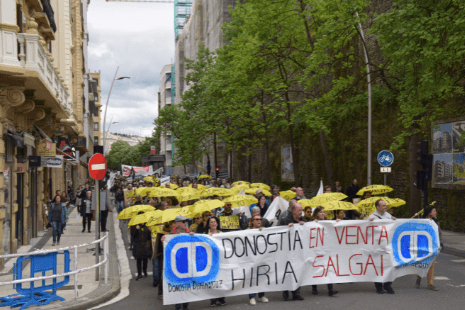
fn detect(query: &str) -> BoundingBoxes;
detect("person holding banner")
[416,205,443,291]
[132,215,153,281]
[195,211,212,234]
[247,215,269,305]
[279,203,306,301]
[311,207,339,296]
[369,199,396,294]
[205,216,227,307]
[153,221,175,295]
[248,207,271,228]
[218,203,247,232]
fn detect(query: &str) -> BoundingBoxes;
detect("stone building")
[90,71,102,148]
[173,0,236,176]
[0,0,100,266]
[104,132,145,156]
[158,64,173,168]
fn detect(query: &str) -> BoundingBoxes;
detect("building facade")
[0,0,98,267]
[90,71,102,149]
[104,132,145,157]
[158,64,173,167]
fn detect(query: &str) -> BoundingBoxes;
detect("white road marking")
[91,208,132,309]
[452,259,465,263]
[434,276,450,280]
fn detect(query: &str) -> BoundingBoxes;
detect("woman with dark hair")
[205,216,226,306]
[153,220,175,298]
[60,192,70,234]
[249,195,269,218]
[415,205,443,291]
[247,215,269,305]
[47,195,68,246]
[311,207,339,296]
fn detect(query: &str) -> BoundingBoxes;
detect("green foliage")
[106,135,159,170]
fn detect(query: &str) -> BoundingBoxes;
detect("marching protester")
[247,215,269,305]
[311,206,339,296]
[195,211,212,233]
[295,187,306,200]
[277,199,296,225]
[80,191,94,233]
[189,214,201,232]
[154,221,175,297]
[345,179,359,203]
[249,195,269,218]
[369,199,396,294]
[247,207,271,228]
[335,181,343,193]
[416,204,443,291]
[304,206,313,222]
[48,195,68,246]
[205,216,226,307]
[116,187,125,214]
[279,203,305,301]
[218,202,247,232]
[271,184,280,201]
[132,214,153,281]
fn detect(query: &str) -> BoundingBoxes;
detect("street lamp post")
[102,66,129,156]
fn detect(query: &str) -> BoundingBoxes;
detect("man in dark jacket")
[80,191,93,233]
[279,203,306,301]
[218,203,247,232]
[345,179,359,203]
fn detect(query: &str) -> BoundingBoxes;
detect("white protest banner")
[121,164,153,176]
[163,219,439,305]
[159,176,171,186]
[263,196,289,226]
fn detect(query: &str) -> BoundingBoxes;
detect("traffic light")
[417,140,429,169]
[416,170,426,191]
[215,167,219,178]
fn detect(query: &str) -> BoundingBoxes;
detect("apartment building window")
[165,89,172,101]
[165,73,171,83]
[94,137,99,145]
[94,122,99,131]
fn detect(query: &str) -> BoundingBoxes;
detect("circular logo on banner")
[391,220,438,267]
[164,235,220,285]
[377,150,394,167]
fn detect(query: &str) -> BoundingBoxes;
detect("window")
[94,136,98,145]
[94,122,99,131]
[165,73,171,83]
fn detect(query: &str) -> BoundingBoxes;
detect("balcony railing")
[12,33,71,113]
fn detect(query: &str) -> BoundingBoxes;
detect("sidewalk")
[442,230,465,258]
[0,202,120,310]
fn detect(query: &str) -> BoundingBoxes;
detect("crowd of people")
[107,175,443,310]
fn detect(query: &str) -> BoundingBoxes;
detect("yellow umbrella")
[148,188,179,197]
[307,192,347,205]
[244,188,272,196]
[222,195,258,208]
[357,197,406,209]
[230,184,249,194]
[320,201,358,211]
[280,190,296,201]
[176,187,197,194]
[188,184,207,191]
[147,206,193,225]
[116,205,155,219]
[135,187,152,196]
[251,183,271,191]
[200,187,233,197]
[356,185,393,196]
[299,199,319,208]
[199,174,212,179]
[128,210,162,226]
[143,176,153,182]
[189,199,224,216]
[160,183,179,190]
[178,192,200,202]
[231,181,249,186]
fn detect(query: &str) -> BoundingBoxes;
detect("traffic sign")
[380,167,392,173]
[377,150,394,167]
[89,153,107,180]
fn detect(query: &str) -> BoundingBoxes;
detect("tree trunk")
[284,91,300,186]
[319,130,335,190]
[213,132,218,178]
[248,145,252,182]
[260,91,272,185]
[409,131,421,217]
[229,150,233,181]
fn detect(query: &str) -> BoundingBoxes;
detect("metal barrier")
[0,232,109,308]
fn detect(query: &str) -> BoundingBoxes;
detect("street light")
[102,66,130,155]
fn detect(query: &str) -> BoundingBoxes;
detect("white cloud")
[88,0,174,138]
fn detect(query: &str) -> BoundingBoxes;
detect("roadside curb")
[442,247,465,259]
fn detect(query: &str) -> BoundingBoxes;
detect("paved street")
[96,222,465,310]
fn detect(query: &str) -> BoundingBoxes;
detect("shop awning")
[32,125,53,142]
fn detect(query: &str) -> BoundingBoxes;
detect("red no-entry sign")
[89,153,107,180]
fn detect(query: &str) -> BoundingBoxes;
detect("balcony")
[0,29,71,114]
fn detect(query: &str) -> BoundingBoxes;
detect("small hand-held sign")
[89,153,107,180]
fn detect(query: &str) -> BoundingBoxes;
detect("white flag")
[263,196,289,226]
[317,179,324,196]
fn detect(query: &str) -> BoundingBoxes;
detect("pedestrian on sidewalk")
[153,221,174,298]
[67,181,74,204]
[132,214,153,281]
[98,187,111,232]
[60,191,69,235]
[416,204,443,291]
[80,191,94,233]
[47,195,68,246]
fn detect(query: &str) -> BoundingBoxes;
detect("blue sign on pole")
[378,150,394,167]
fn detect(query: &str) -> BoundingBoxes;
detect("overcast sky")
[88,0,174,137]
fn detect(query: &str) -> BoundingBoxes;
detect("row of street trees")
[155,0,465,219]
[106,136,159,171]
